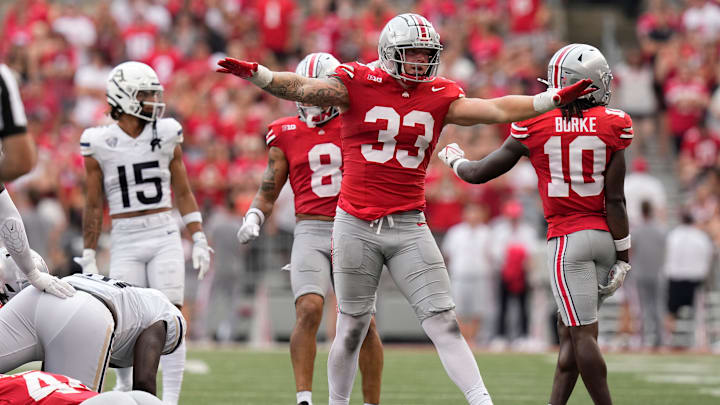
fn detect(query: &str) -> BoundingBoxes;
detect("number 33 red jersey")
[332,61,465,221]
[511,106,633,239]
[0,371,97,405]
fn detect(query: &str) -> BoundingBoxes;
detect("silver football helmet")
[378,13,443,83]
[0,247,47,304]
[295,52,340,128]
[107,61,166,121]
[545,44,613,106]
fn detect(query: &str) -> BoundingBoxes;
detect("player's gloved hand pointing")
[73,248,99,275]
[533,78,595,113]
[192,232,214,280]
[216,57,273,88]
[598,260,631,299]
[27,269,75,299]
[237,209,265,245]
[438,143,469,176]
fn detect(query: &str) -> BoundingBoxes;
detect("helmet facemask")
[107,62,166,122]
[378,13,444,83]
[294,52,341,128]
[297,104,338,128]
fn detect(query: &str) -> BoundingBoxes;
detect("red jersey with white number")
[332,62,465,220]
[511,106,633,239]
[266,116,343,217]
[0,371,97,405]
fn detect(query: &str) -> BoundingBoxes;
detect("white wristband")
[614,235,631,251]
[182,211,202,226]
[533,89,558,113]
[245,208,265,227]
[83,248,96,259]
[452,158,469,177]
[250,64,273,88]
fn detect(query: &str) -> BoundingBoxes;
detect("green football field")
[153,347,720,404]
[16,347,720,404]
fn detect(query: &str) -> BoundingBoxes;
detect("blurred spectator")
[489,200,537,346]
[681,0,720,42]
[252,0,299,62]
[624,157,667,226]
[72,49,111,127]
[613,47,657,152]
[441,202,493,347]
[678,120,720,187]
[664,211,714,346]
[629,200,666,348]
[663,60,710,152]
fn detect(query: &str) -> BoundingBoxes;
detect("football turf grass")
[172,347,720,404]
[17,347,720,404]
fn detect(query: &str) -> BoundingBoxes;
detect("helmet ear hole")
[110,106,123,120]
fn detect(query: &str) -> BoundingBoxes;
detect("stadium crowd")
[1,0,720,349]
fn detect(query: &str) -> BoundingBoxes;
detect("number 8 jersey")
[511,106,633,239]
[266,116,343,217]
[332,61,465,220]
[79,118,183,215]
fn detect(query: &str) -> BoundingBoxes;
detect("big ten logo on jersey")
[282,124,297,131]
[363,106,434,169]
[367,74,382,83]
[308,143,342,197]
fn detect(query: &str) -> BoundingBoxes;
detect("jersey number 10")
[117,161,163,208]
[544,135,607,198]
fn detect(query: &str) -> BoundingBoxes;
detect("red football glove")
[553,78,595,106]
[216,57,258,79]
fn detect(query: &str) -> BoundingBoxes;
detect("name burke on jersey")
[555,116,597,133]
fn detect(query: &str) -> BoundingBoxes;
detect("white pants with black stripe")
[547,229,616,327]
[0,288,114,391]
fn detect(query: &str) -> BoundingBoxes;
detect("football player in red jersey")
[217,13,592,405]
[236,52,383,405]
[0,370,163,405]
[438,44,631,405]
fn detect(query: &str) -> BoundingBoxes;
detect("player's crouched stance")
[0,371,164,404]
[0,248,186,397]
[438,44,632,405]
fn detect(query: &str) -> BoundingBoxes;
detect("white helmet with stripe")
[546,44,612,106]
[378,13,443,83]
[295,52,340,128]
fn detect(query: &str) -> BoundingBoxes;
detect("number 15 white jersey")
[80,118,183,215]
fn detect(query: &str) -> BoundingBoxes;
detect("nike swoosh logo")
[431,86,445,92]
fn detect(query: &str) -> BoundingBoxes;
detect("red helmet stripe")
[308,54,318,78]
[552,45,580,88]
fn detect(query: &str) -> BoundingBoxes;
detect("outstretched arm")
[438,137,528,184]
[237,146,289,244]
[216,58,349,110]
[444,79,594,126]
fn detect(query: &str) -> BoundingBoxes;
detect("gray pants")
[81,390,163,404]
[0,289,114,391]
[290,220,334,301]
[547,229,616,326]
[332,208,455,321]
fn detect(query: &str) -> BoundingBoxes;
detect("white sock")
[364,403,378,405]
[296,390,312,404]
[113,367,133,391]
[328,313,371,405]
[160,340,186,405]
[421,311,493,405]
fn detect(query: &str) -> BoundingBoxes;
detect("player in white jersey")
[0,249,186,397]
[74,61,210,404]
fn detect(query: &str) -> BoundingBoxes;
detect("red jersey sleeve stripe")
[511,123,528,132]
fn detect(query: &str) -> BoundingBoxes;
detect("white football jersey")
[79,118,183,215]
[64,274,185,368]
